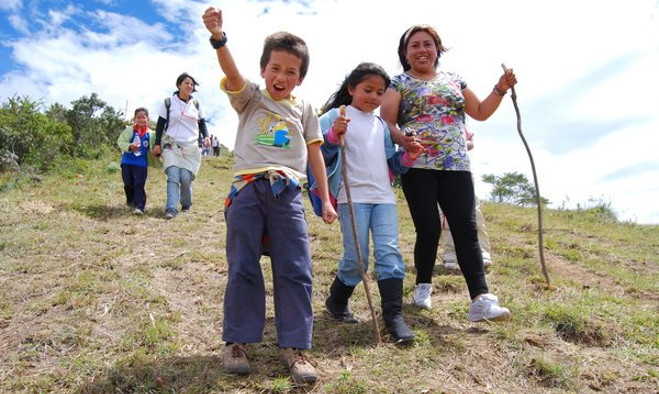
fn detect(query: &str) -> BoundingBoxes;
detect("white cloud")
[0,0,21,12]
[7,13,28,34]
[48,7,75,27]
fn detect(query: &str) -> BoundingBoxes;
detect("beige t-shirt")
[221,78,323,182]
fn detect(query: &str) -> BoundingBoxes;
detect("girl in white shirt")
[153,72,211,219]
[319,62,422,344]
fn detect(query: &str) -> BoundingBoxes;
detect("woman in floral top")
[380,24,517,322]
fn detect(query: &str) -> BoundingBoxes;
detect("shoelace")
[290,350,318,368]
[230,344,247,358]
[416,287,432,299]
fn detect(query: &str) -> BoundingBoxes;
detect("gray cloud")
[601,161,659,182]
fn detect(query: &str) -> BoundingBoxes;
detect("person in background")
[202,7,337,383]
[440,129,493,270]
[203,138,212,156]
[380,24,516,322]
[152,72,211,219]
[211,134,220,156]
[117,107,154,215]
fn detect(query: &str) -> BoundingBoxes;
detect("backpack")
[164,97,204,146]
[305,166,325,217]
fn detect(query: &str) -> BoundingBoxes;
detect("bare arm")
[381,88,424,152]
[380,89,405,145]
[308,142,337,224]
[202,8,244,92]
[463,69,517,121]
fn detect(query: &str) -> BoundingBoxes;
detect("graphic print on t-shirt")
[256,111,291,149]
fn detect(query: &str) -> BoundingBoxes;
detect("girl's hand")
[152,145,161,156]
[332,115,349,138]
[202,7,223,36]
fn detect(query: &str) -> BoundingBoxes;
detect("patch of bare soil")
[545,251,630,298]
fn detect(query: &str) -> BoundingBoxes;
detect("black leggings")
[401,168,488,299]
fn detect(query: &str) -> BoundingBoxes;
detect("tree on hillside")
[482,172,550,206]
[45,102,69,124]
[1,93,126,173]
[66,93,124,158]
[0,96,73,171]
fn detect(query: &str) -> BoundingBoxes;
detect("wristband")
[492,85,506,96]
[209,32,227,49]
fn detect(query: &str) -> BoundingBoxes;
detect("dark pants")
[121,164,148,211]
[223,179,313,349]
[401,168,488,299]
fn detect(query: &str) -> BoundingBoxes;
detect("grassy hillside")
[0,157,657,393]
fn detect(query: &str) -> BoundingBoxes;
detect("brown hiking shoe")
[223,343,250,375]
[280,348,318,383]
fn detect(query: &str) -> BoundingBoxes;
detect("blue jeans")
[337,203,406,287]
[223,179,313,349]
[165,166,193,212]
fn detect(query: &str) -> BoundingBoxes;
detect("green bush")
[0,96,74,170]
[0,94,124,174]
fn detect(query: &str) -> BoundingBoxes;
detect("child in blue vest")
[203,7,337,383]
[117,107,154,214]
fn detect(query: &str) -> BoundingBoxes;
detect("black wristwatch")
[209,32,227,49]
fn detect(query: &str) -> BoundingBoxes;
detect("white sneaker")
[444,259,460,271]
[468,293,511,322]
[445,256,491,270]
[482,251,493,267]
[413,283,433,309]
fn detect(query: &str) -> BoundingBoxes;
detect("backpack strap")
[164,97,171,131]
[164,97,204,146]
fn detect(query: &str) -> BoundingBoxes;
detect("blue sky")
[1,0,659,223]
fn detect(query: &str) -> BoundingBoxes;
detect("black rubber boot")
[378,278,415,344]
[325,276,358,324]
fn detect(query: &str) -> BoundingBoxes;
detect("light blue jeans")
[165,166,193,212]
[337,203,406,287]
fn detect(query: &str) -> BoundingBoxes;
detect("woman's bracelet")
[492,85,507,96]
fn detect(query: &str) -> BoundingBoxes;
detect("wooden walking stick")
[501,64,552,289]
[338,105,382,344]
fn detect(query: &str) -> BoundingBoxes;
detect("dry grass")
[0,157,657,393]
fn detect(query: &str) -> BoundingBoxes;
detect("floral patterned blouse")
[391,71,470,171]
